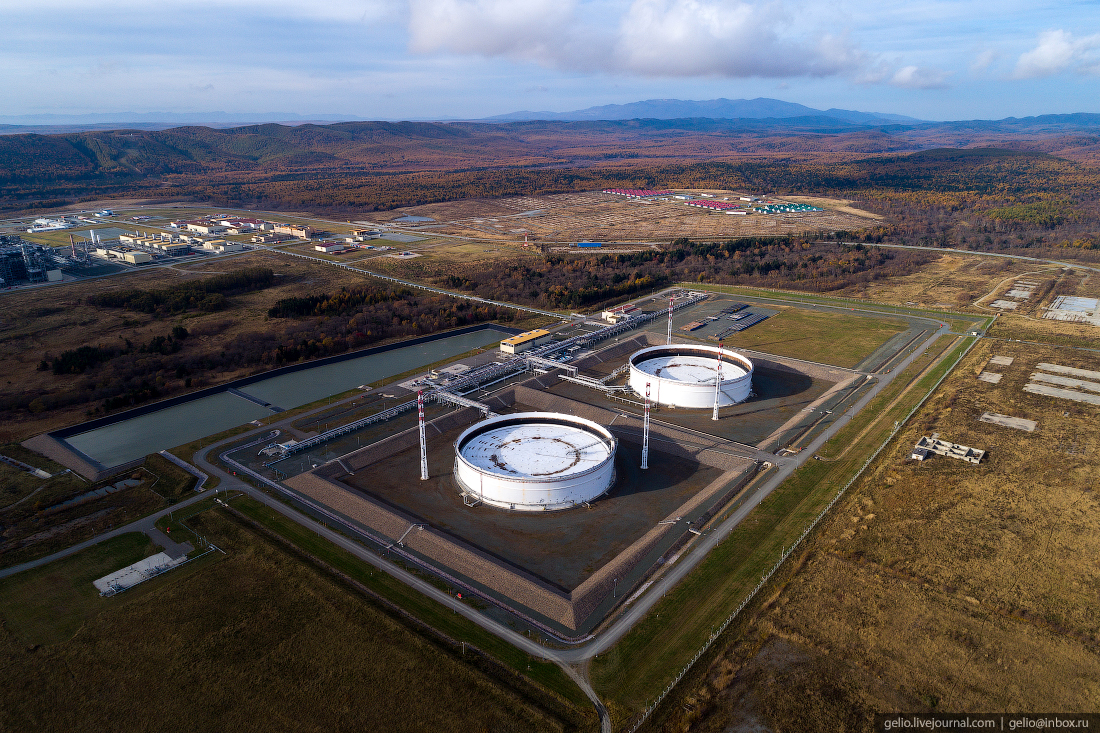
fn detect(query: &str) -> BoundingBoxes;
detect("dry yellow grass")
[833,253,1062,309]
[372,190,872,243]
[661,336,1100,731]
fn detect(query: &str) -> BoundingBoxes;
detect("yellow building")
[500,329,553,354]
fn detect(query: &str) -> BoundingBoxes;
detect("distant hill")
[483,98,925,125]
[0,112,355,135]
[2,113,1099,211]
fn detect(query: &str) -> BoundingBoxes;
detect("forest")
[87,267,275,314]
[2,117,1099,265]
[20,283,511,418]
[433,237,934,309]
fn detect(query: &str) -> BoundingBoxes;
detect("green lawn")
[226,495,589,710]
[691,305,909,368]
[0,532,156,645]
[0,509,585,732]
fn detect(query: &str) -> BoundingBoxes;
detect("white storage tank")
[628,344,753,409]
[453,412,617,511]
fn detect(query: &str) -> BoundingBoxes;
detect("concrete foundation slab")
[1024,383,1100,406]
[990,300,1018,310]
[94,552,188,595]
[1030,372,1100,393]
[989,355,1014,366]
[1036,363,1100,381]
[980,412,1037,432]
[978,372,1003,384]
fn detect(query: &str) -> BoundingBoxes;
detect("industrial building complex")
[25,280,927,642]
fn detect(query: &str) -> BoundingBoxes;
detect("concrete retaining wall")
[21,433,143,481]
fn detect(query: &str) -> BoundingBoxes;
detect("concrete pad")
[145,526,194,559]
[94,552,188,595]
[1044,296,1100,326]
[980,412,1037,432]
[978,372,1003,384]
[1007,289,1034,299]
[1030,372,1100,393]
[990,300,1018,310]
[1024,383,1100,406]
[989,356,1014,366]
[1036,363,1100,381]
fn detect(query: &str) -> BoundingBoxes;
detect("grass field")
[832,253,1060,310]
[683,282,986,335]
[0,532,156,645]
[225,496,590,710]
[0,503,589,732]
[0,453,196,570]
[988,313,1100,350]
[679,304,909,369]
[590,335,973,727]
[652,335,1100,731]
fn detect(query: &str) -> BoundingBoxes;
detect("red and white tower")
[712,341,723,421]
[418,390,428,480]
[666,295,674,344]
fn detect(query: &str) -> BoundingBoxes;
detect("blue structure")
[577,242,602,248]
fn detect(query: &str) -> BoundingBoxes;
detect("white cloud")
[970,49,998,73]
[1013,29,1100,78]
[408,0,581,61]
[406,0,867,79]
[613,0,863,77]
[890,65,951,89]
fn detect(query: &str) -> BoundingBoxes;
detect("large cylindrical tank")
[628,344,753,409]
[453,412,617,511]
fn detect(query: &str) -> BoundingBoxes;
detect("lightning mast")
[666,295,674,344]
[418,390,429,480]
[641,382,651,470]
[712,340,723,421]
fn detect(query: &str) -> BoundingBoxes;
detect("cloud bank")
[409,0,867,79]
[1014,29,1100,78]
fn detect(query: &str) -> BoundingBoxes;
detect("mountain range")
[0,98,927,134]
[481,98,926,125]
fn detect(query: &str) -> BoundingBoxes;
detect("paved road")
[0,489,211,579]
[841,242,1100,275]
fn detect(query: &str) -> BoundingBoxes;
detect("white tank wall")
[453,413,617,511]
[629,345,753,409]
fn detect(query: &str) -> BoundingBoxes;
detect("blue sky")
[2,0,1098,121]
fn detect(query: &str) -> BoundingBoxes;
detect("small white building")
[187,223,228,236]
[315,243,347,254]
[202,240,243,254]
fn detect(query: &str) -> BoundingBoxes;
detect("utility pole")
[712,340,723,421]
[418,390,428,481]
[641,382,651,470]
